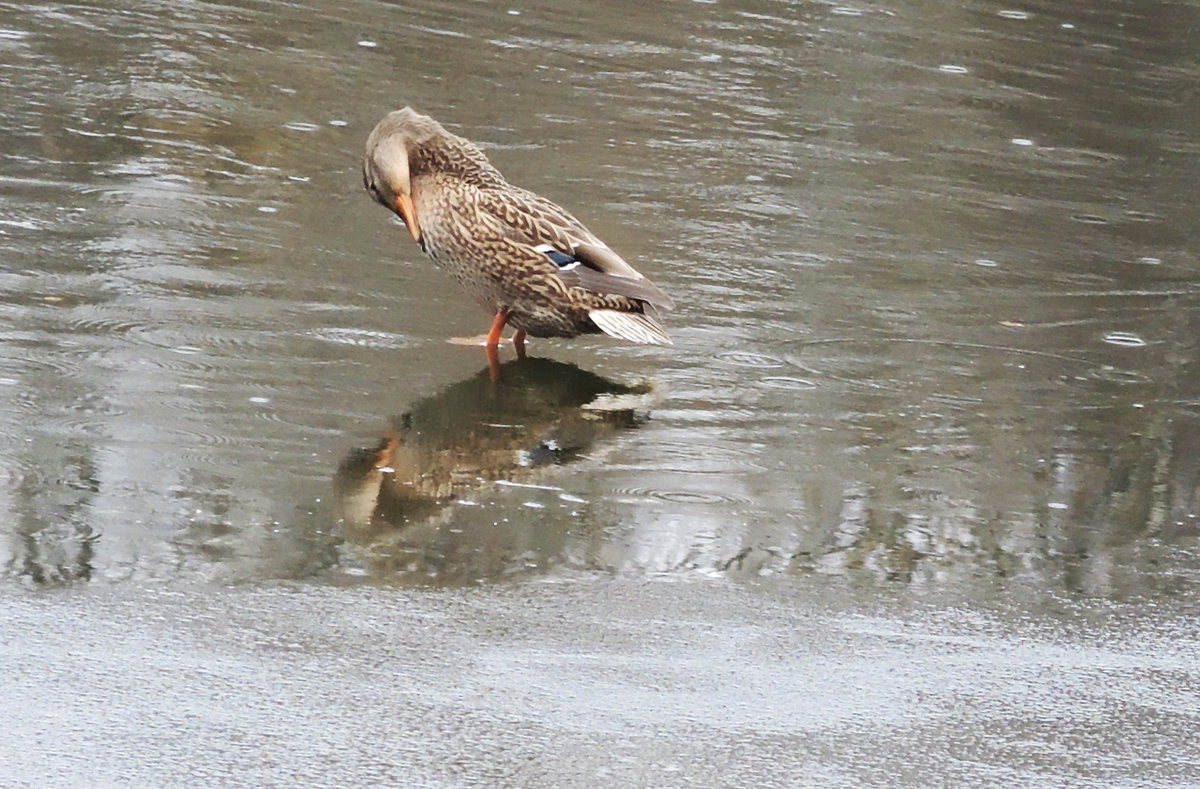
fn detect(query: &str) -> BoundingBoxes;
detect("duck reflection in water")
[333,357,655,582]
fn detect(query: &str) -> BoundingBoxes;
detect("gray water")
[2,0,1199,786]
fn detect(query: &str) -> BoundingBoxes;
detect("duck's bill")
[393,193,421,242]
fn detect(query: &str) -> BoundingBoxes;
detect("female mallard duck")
[362,108,673,353]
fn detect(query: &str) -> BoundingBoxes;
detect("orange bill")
[394,192,421,242]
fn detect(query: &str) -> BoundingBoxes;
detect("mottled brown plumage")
[362,108,673,349]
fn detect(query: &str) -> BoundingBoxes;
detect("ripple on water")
[756,375,818,392]
[613,486,749,506]
[34,397,128,442]
[0,332,94,380]
[1028,146,1126,167]
[127,322,277,361]
[784,338,1101,406]
[715,350,786,368]
[1102,331,1147,348]
[306,327,412,349]
[1089,366,1154,385]
[59,303,145,341]
[0,457,47,501]
[643,440,767,473]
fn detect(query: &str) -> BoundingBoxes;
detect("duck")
[362,108,673,356]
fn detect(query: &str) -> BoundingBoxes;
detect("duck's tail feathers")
[589,309,672,346]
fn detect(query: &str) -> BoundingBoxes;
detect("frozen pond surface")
[1,0,1199,785]
[5,578,1199,788]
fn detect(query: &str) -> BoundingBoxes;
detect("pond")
[1,0,1198,785]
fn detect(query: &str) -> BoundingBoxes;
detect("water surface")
[1,0,1198,784]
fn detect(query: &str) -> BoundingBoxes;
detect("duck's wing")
[475,185,675,313]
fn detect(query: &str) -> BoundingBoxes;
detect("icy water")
[2,0,1199,786]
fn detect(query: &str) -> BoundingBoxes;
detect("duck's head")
[363,107,443,243]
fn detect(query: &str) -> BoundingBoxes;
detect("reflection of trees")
[758,325,1200,595]
[334,358,654,583]
[7,446,98,584]
[693,0,1200,593]
[0,2,349,586]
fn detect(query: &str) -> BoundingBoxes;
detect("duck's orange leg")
[484,310,510,381]
[512,329,527,360]
[485,309,509,348]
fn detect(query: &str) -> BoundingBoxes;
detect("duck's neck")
[414,137,507,189]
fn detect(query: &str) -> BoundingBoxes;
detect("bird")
[361,108,673,360]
